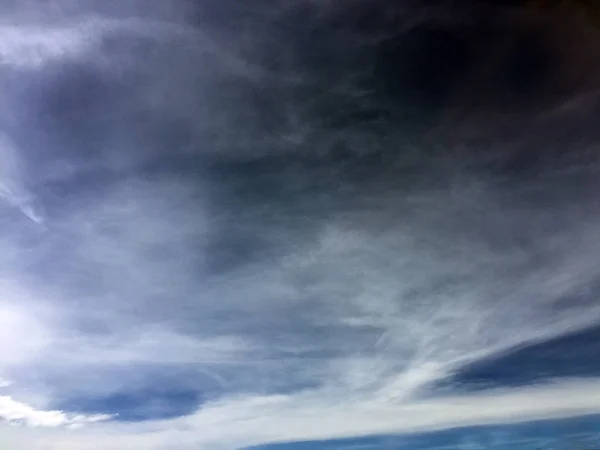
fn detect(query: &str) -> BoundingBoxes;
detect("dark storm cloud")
[16,0,598,184]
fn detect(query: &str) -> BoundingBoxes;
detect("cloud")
[170,378,600,447]
[0,394,111,428]
[2,1,600,450]
[4,378,600,450]
[0,24,94,69]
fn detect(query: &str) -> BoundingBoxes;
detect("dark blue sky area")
[59,384,203,422]
[50,364,210,422]
[436,323,600,393]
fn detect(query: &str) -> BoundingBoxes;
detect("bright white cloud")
[0,298,52,368]
[0,394,111,428]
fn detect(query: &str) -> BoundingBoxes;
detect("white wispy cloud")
[4,378,600,450]
[0,24,93,68]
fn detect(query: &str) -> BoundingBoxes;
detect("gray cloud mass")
[1,0,600,448]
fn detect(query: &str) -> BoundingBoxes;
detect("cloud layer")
[2,1,600,449]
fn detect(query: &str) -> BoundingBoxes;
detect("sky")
[2,0,600,449]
